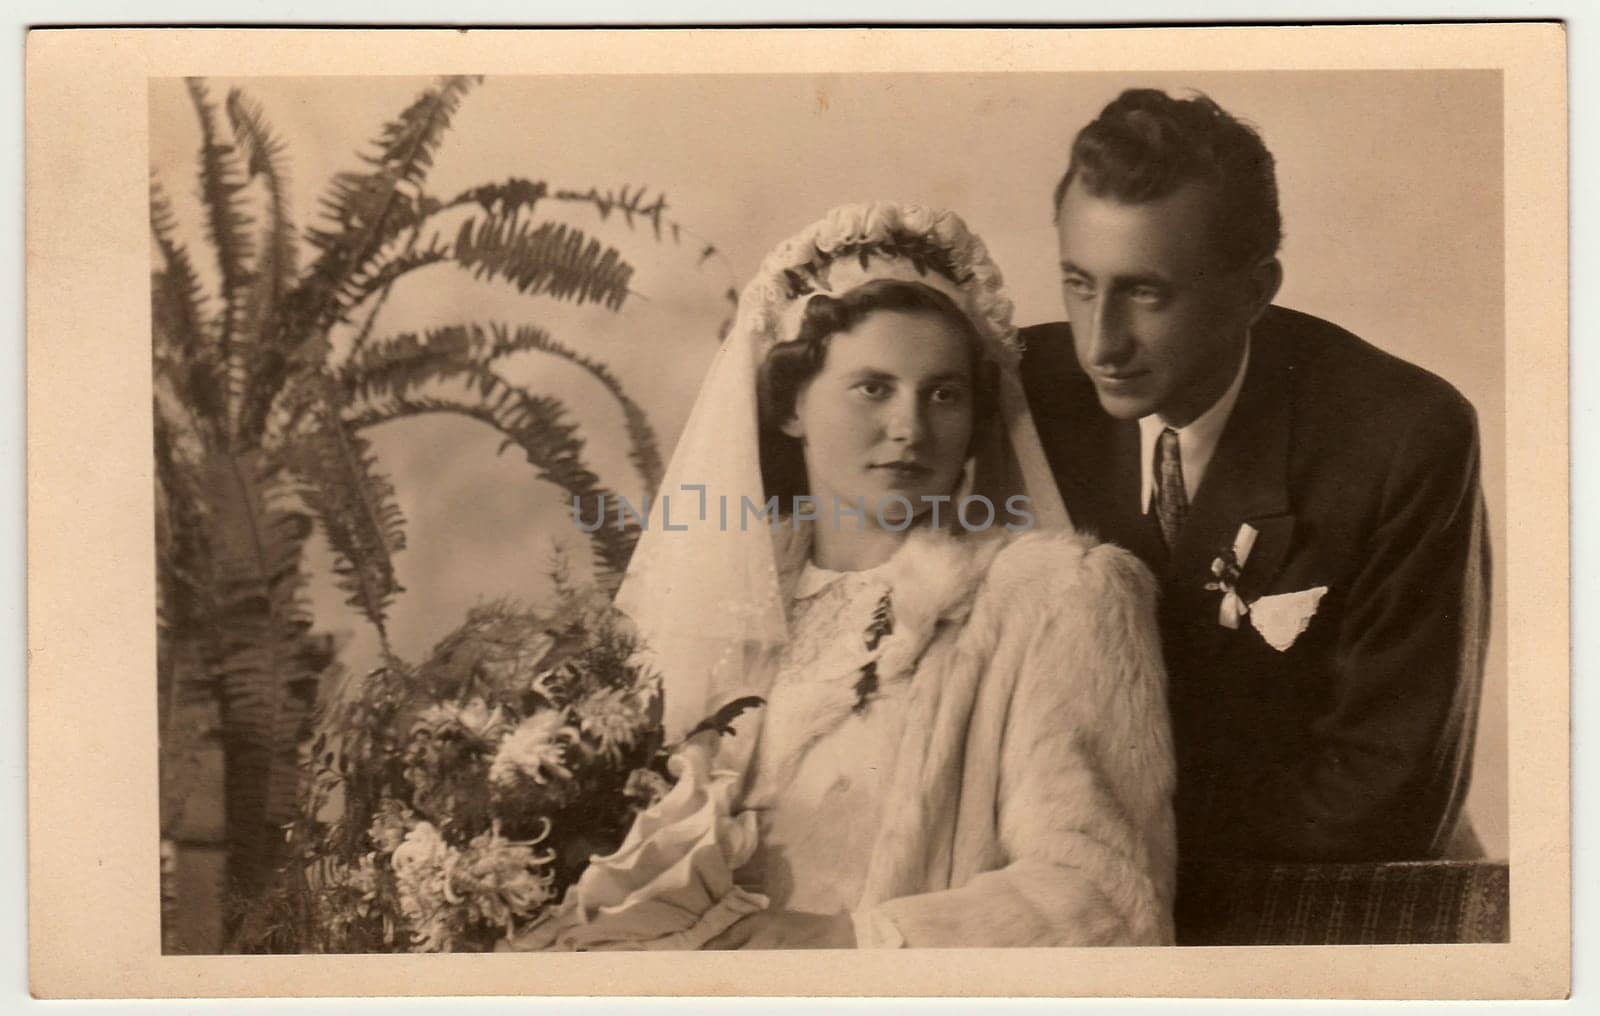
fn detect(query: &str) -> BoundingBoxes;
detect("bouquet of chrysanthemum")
[242,588,688,954]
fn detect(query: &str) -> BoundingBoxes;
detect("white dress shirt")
[1138,337,1252,515]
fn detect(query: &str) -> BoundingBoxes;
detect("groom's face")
[1055,179,1257,428]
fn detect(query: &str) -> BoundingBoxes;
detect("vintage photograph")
[149,68,1509,955]
[26,23,1570,1001]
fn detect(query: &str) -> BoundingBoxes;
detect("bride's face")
[781,309,975,526]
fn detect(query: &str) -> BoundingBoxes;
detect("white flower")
[929,208,963,246]
[392,825,454,876]
[575,686,649,760]
[813,204,864,253]
[489,709,578,788]
[390,821,459,952]
[368,798,414,853]
[412,696,511,745]
[898,204,937,236]
[861,202,900,242]
[392,822,452,882]
[456,824,556,938]
[389,819,558,950]
[743,202,1024,363]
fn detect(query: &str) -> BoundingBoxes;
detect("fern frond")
[156,410,218,683]
[288,383,406,645]
[203,449,316,739]
[339,320,661,492]
[156,411,222,839]
[365,74,481,188]
[226,88,290,185]
[485,323,664,492]
[453,213,634,310]
[478,321,554,364]
[152,178,231,440]
[226,88,302,447]
[448,176,549,217]
[339,320,545,401]
[155,409,216,639]
[339,323,491,406]
[336,236,451,322]
[339,321,551,406]
[553,185,670,238]
[149,176,212,361]
[185,78,257,421]
[199,448,327,896]
[304,173,430,254]
[258,364,333,456]
[346,388,639,580]
[292,176,438,333]
[551,183,739,338]
[290,76,479,336]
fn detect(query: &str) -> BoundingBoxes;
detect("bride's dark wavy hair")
[756,277,999,506]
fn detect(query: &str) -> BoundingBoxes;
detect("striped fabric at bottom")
[1174,860,1510,945]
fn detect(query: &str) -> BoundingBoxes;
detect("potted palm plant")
[153,74,731,950]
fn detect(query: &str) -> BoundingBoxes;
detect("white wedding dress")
[736,560,913,916]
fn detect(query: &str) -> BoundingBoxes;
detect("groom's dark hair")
[1054,88,1282,271]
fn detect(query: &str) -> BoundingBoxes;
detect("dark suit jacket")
[1021,306,1490,868]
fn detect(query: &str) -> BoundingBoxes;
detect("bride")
[533,202,1174,949]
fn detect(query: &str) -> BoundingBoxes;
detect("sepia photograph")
[27,25,1568,1000]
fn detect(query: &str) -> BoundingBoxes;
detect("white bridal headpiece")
[739,203,1023,364]
[615,202,1070,740]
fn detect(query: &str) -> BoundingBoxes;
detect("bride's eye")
[928,385,968,405]
[853,380,891,399]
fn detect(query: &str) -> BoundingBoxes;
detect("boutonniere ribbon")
[1205,523,1259,629]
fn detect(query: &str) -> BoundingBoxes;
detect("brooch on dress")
[852,592,895,714]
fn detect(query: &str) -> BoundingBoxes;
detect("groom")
[1021,90,1490,899]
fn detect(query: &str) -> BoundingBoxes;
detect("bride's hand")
[703,909,856,950]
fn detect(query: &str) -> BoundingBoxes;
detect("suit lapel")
[1165,328,1296,622]
[1102,417,1168,569]
[1022,329,1166,570]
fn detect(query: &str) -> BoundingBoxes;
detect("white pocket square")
[1248,586,1329,652]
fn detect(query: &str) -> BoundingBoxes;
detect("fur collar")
[869,525,1005,683]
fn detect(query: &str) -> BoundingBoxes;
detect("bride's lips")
[872,461,933,480]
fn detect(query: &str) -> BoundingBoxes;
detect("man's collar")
[1138,334,1253,514]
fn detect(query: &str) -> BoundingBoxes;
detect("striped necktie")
[1154,427,1188,549]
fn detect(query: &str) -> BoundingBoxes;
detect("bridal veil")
[614,203,1071,739]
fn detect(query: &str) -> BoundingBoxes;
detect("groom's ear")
[1242,256,1283,325]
